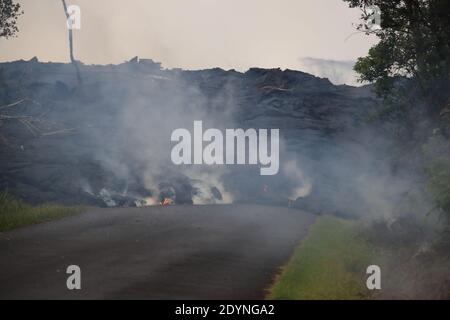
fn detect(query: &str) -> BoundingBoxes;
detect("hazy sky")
[0,0,377,74]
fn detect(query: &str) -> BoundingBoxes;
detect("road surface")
[0,204,315,299]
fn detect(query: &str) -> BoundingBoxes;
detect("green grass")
[0,191,84,232]
[267,216,374,300]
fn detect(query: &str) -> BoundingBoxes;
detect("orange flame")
[160,198,172,205]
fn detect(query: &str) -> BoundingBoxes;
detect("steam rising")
[0,58,435,226]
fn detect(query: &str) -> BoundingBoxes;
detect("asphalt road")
[0,204,315,299]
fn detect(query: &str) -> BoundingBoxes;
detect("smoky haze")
[0,0,433,224]
[0,1,446,302]
[0,57,436,229]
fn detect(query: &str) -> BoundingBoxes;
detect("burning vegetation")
[160,198,173,206]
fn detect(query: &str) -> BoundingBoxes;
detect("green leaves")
[345,1,450,219]
[344,0,450,100]
[0,0,23,39]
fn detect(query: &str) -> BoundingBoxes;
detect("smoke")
[0,58,437,225]
[68,62,322,207]
[293,122,437,226]
[283,160,312,201]
[189,171,233,205]
[68,62,248,206]
[298,57,360,86]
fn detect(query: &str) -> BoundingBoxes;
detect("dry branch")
[41,128,77,136]
[0,99,26,110]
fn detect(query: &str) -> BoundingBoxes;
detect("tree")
[0,0,23,38]
[345,0,450,218]
[345,0,450,116]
